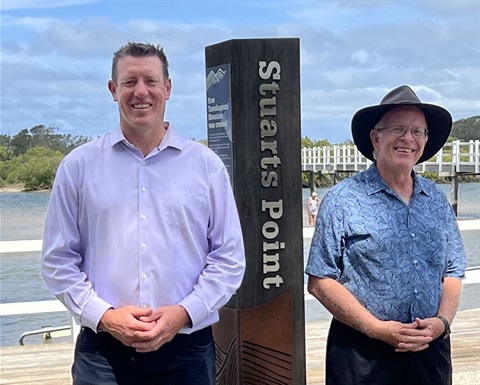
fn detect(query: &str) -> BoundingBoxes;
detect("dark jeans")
[326,318,452,385]
[72,326,215,385]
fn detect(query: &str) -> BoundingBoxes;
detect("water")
[302,182,480,221]
[301,183,480,268]
[0,183,479,347]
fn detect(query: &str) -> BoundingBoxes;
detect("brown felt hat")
[351,85,452,164]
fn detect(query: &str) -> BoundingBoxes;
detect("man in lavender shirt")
[41,42,245,385]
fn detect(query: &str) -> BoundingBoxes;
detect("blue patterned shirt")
[305,164,466,323]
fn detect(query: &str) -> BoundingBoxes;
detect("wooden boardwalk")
[1,308,478,384]
[306,308,480,385]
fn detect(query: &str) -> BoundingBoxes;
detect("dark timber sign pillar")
[205,39,305,385]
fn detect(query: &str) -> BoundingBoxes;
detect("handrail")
[19,325,71,346]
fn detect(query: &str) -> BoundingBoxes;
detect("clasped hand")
[98,305,190,353]
[376,317,445,352]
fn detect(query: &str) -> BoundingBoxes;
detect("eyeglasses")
[375,126,428,139]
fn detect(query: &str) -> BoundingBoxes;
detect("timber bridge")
[301,140,480,215]
[302,140,480,178]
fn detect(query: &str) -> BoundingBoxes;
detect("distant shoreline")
[0,186,25,192]
[0,185,50,193]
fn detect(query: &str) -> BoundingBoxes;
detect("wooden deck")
[306,308,480,385]
[1,308,479,384]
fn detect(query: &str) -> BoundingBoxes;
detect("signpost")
[205,38,305,385]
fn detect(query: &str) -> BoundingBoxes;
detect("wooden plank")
[0,343,73,385]
[305,308,480,385]
[1,309,478,384]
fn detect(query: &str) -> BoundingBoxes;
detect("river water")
[1,184,479,347]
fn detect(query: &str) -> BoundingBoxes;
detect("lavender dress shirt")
[41,124,245,333]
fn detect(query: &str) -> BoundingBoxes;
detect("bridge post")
[451,165,458,216]
[205,38,306,384]
[308,171,315,193]
[331,171,337,187]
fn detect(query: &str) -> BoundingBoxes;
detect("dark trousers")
[326,318,452,385]
[72,326,216,385]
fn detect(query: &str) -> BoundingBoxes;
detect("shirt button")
[413,260,418,264]
[141,187,147,192]
[142,161,146,165]
[141,214,147,220]
[142,274,147,280]
[141,243,147,249]
[414,289,418,294]
[411,233,415,237]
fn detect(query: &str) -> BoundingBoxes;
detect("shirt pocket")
[344,221,396,264]
[422,227,448,270]
[163,182,208,228]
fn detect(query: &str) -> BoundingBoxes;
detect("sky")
[1,0,479,143]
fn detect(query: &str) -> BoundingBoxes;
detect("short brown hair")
[111,42,169,83]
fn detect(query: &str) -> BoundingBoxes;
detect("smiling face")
[370,106,428,173]
[108,55,172,138]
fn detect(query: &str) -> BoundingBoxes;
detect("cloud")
[0,0,99,11]
[1,0,478,143]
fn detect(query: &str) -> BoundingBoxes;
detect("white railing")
[1,221,480,345]
[302,140,480,175]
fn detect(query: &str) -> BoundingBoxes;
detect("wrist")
[177,305,192,328]
[437,315,451,339]
[98,308,114,331]
[361,318,382,339]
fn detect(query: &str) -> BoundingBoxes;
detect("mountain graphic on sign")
[206,68,227,91]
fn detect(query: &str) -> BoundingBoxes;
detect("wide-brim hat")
[351,85,452,164]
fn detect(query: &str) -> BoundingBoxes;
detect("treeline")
[299,116,480,149]
[450,115,480,141]
[0,125,92,190]
[1,116,478,191]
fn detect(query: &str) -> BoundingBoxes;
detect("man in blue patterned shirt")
[306,85,466,385]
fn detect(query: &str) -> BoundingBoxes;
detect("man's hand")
[98,306,156,346]
[131,305,191,353]
[396,317,445,352]
[394,317,446,352]
[371,319,433,352]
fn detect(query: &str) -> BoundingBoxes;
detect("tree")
[0,134,10,147]
[451,116,480,141]
[6,146,64,190]
[10,129,32,156]
[29,125,64,152]
[301,136,332,148]
[61,133,92,153]
[0,146,15,185]
[0,146,13,162]
[4,125,94,157]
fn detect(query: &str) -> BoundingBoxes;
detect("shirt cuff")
[80,295,114,332]
[178,293,208,328]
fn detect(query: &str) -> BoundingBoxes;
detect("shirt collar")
[109,124,125,147]
[365,163,431,197]
[107,122,184,152]
[157,122,183,152]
